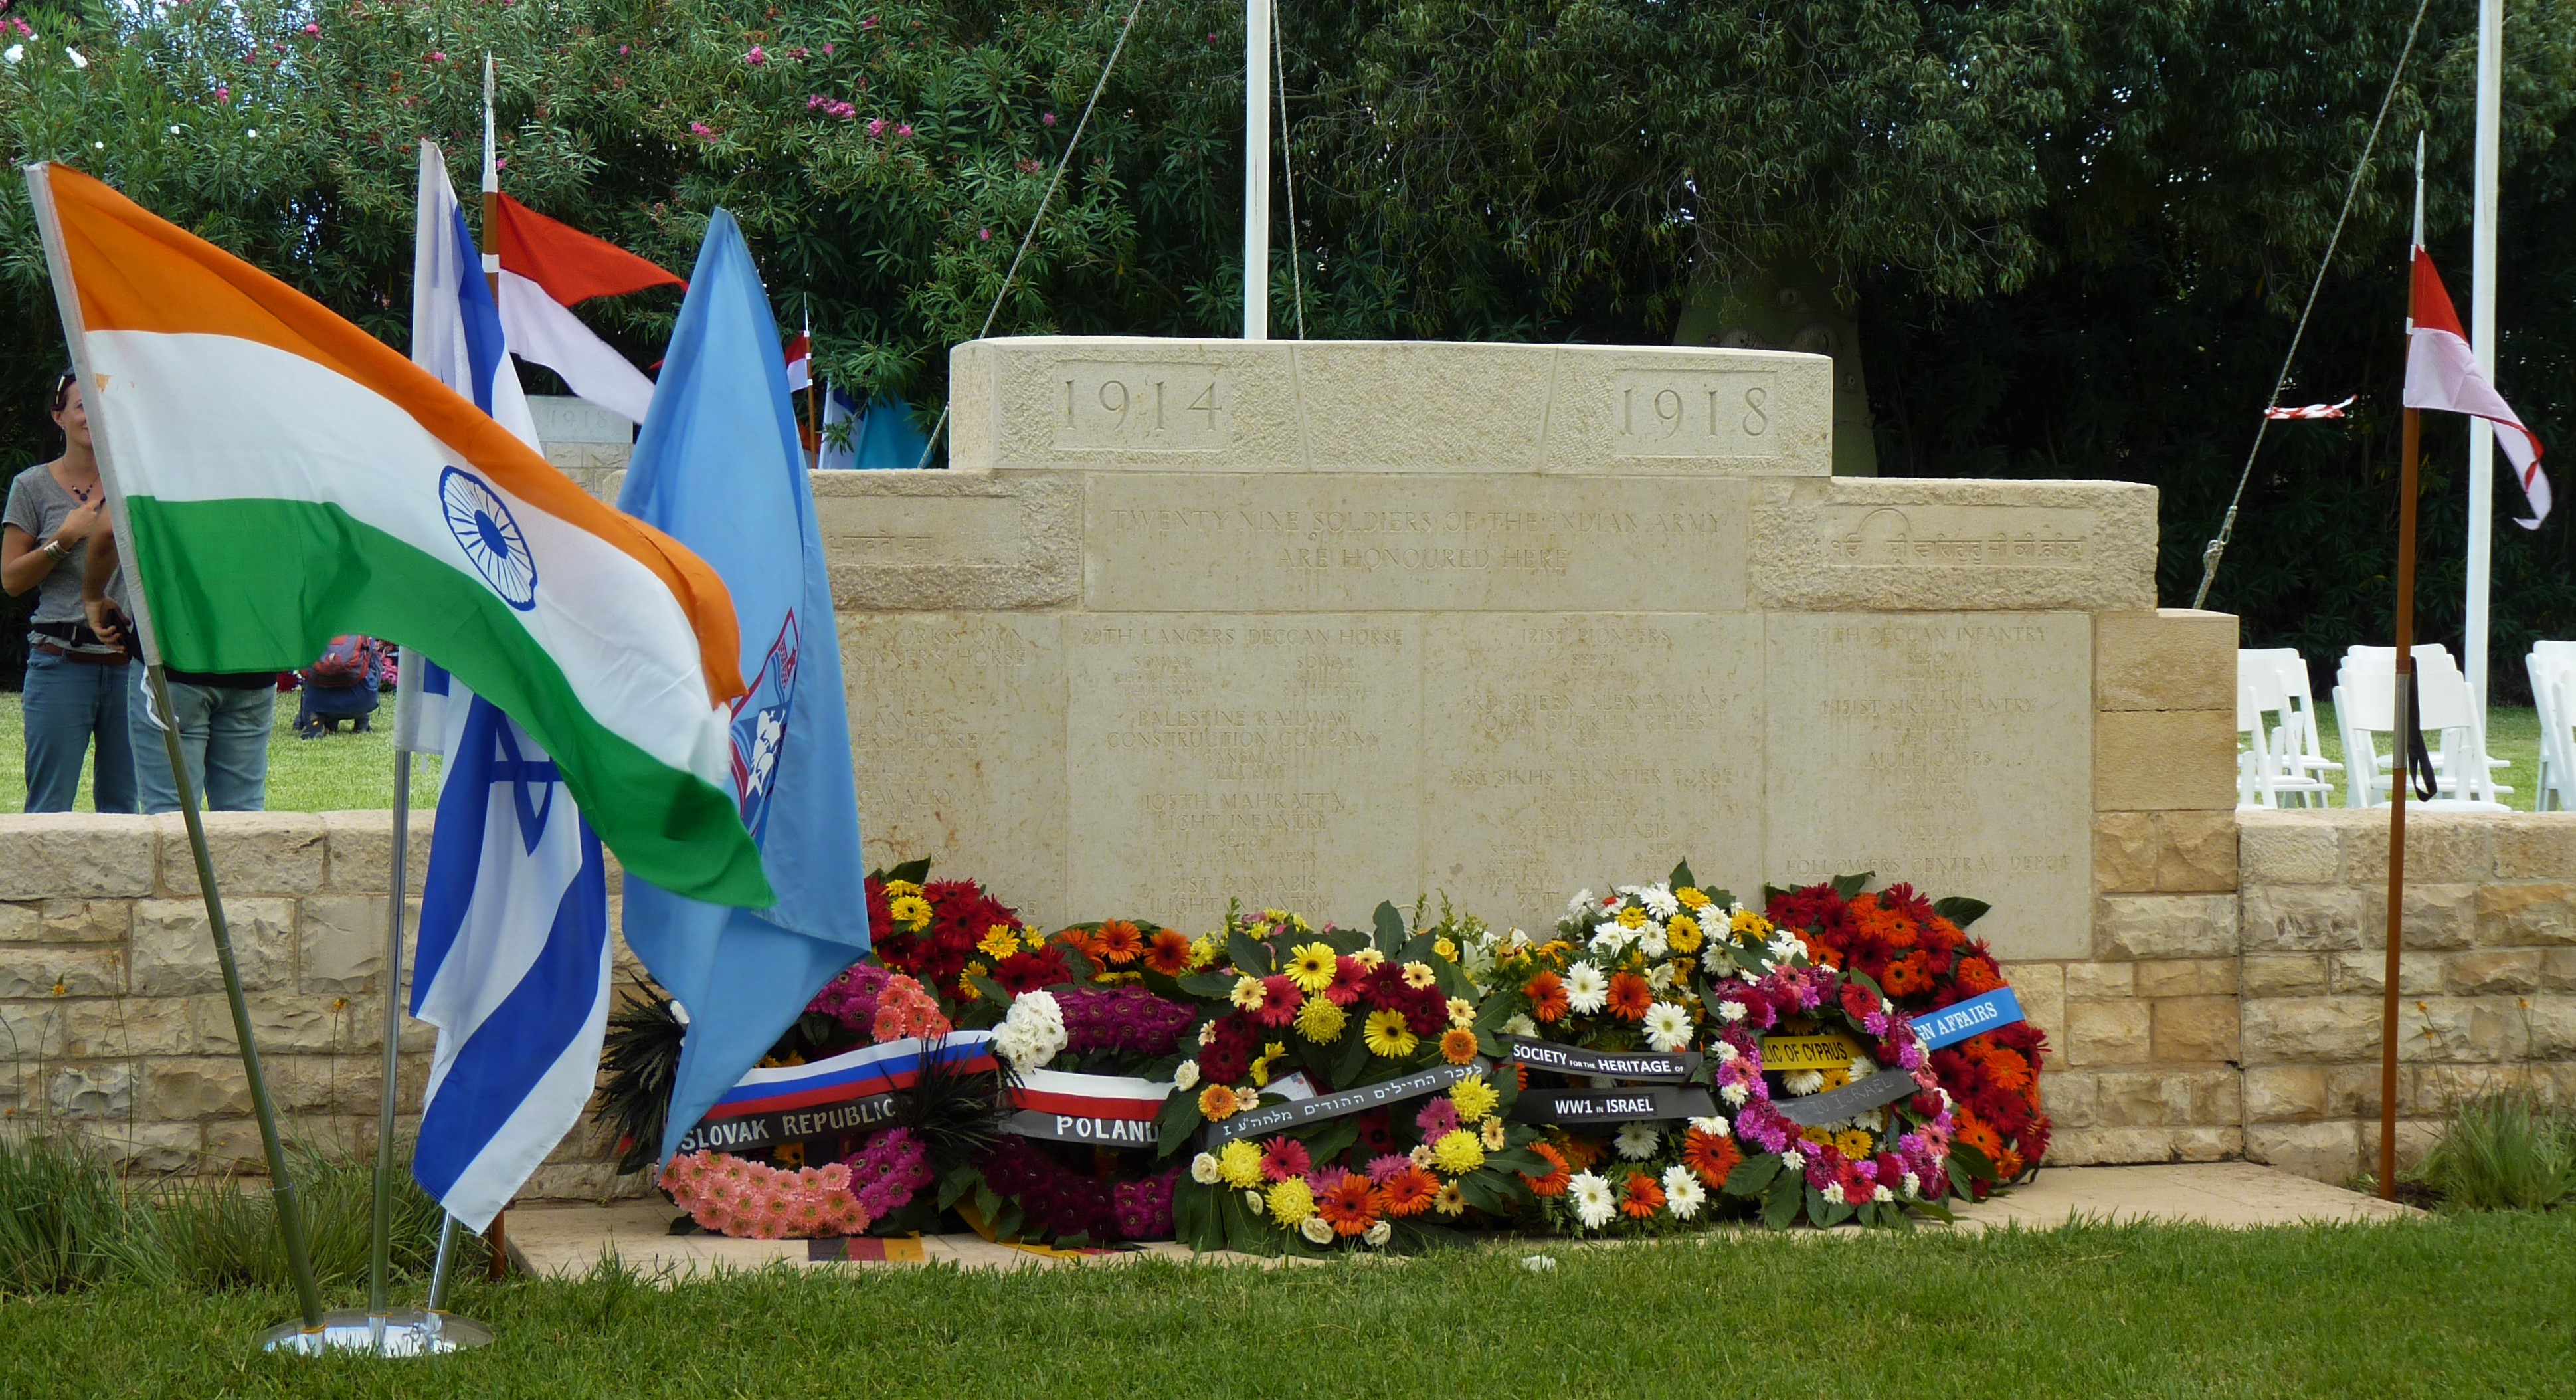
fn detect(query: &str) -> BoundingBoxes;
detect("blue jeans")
[19,650,137,813]
[131,674,274,814]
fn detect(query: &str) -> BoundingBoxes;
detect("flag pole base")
[260,1309,494,1357]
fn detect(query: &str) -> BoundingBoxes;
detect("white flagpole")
[2464,0,2502,712]
[482,55,502,300]
[1242,0,1271,340]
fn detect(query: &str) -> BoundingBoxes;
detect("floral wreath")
[1475,864,1960,1230]
[1764,876,2049,1193]
[1156,902,1550,1253]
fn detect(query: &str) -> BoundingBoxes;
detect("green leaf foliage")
[1372,900,1406,947]
[1932,896,1992,929]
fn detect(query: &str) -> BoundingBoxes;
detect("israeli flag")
[401,141,613,1230]
[411,696,610,1230]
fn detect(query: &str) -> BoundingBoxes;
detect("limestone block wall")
[0,811,636,1199]
[1995,607,2244,1165]
[2235,809,2576,1181]
[5,799,2573,1194]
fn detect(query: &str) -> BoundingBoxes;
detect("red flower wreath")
[1765,880,2051,1195]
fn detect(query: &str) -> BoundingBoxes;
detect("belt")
[33,642,130,666]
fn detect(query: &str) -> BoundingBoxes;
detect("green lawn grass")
[0,690,440,815]
[1,1215,2570,1398]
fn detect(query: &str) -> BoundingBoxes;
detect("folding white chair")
[2335,648,2510,809]
[2344,645,2510,801]
[2247,648,2342,802]
[2238,674,2274,809]
[2530,642,2576,811]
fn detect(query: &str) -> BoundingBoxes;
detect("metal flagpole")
[19,163,329,1335]
[426,1215,460,1312]
[363,746,411,1334]
[2463,0,2504,712]
[476,59,511,1275]
[1242,0,1270,340]
[2380,133,2431,1203]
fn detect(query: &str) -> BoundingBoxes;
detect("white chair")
[2247,648,2342,802]
[2530,642,2576,811]
[2346,645,2512,801]
[2334,646,2510,809]
[2238,675,2274,809]
[2236,656,2332,809]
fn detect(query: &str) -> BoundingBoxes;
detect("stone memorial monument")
[817,337,2225,964]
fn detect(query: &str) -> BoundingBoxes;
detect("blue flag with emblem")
[618,209,872,1160]
[403,140,614,1231]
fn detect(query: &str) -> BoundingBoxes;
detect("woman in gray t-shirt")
[1,371,135,812]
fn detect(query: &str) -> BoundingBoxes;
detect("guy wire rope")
[911,0,1150,468]
[2191,0,2435,609]
[1276,7,1305,340]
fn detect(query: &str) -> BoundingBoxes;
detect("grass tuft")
[2413,1089,2576,1211]
[0,1128,474,1298]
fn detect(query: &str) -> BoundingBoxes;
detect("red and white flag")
[492,195,684,425]
[2264,396,2355,421]
[783,321,811,393]
[2406,247,2550,528]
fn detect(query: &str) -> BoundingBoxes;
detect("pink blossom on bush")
[1041,111,1056,126]
[867,117,885,136]
[745,45,765,64]
[300,23,318,35]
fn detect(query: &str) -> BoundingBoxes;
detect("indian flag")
[26,163,771,908]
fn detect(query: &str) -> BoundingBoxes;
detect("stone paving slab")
[1938,1161,2417,1232]
[504,1163,2417,1282]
